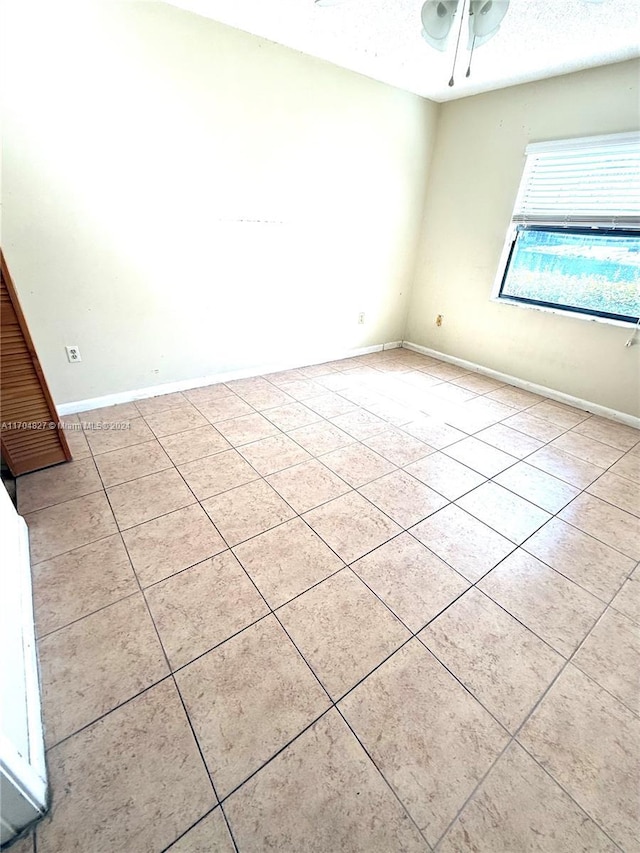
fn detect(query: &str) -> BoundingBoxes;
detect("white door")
[0,483,47,844]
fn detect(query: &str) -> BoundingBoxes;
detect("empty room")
[1,0,639,851]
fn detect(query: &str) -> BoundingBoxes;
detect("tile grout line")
[487,594,631,843]
[198,480,434,843]
[91,462,240,851]
[37,396,636,742]
[28,387,638,641]
[29,394,637,642]
[158,805,224,853]
[166,490,433,850]
[431,568,635,850]
[21,349,638,851]
[188,454,536,849]
[182,379,638,848]
[101,467,242,853]
[41,674,175,753]
[29,384,639,545]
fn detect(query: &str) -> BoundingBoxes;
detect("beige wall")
[405,60,640,417]
[1,1,438,404]
[3,3,638,415]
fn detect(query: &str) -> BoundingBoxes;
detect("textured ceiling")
[164,0,640,102]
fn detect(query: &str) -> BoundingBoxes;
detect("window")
[495,132,640,325]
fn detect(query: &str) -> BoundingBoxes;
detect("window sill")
[490,296,639,329]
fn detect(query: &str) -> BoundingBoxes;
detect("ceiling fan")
[421,0,510,86]
[313,0,509,85]
[314,0,604,88]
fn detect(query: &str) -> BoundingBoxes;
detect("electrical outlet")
[358,312,365,325]
[436,314,443,327]
[66,345,82,363]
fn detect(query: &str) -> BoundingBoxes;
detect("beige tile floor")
[13,347,640,853]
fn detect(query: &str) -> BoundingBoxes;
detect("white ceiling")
[164,0,640,102]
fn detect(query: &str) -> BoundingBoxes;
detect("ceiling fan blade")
[469,0,509,38]
[421,30,450,51]
[421,0,459,42]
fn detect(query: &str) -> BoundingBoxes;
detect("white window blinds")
[512,132,640,229]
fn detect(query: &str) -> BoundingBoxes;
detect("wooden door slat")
[1,251,72,475]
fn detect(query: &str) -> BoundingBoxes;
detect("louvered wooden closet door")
[1,251,71,475]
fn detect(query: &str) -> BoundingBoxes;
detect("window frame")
[492,132,640,328]
[496,224,640,326]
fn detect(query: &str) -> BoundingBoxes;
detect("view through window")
[495,132,640,324]
[500,227,640,323]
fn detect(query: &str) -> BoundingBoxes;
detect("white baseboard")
[402,341,640,429]
[56,342,397,416]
